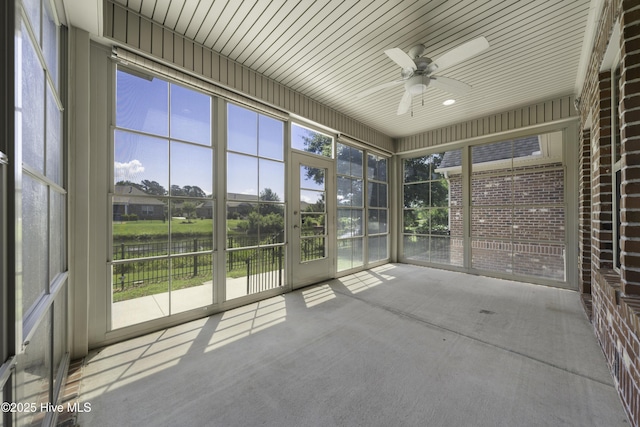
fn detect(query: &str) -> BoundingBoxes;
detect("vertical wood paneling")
[184,40,193,71]
[219,56,227,86]
[212,53,221,82]
[162,29,173,62]
[174,35,183,67]
[562,96,571,118]
[151,23,163,57]
[193,44,202,75]
[113,4,127,41]
[226,60,235,88]
[139,19,151,52]
[105,1,114,36]
[395,95,579,152]
[537,103,545,124]
[202,48,212,78]
[126,12,139,48]
[545,100,553,122]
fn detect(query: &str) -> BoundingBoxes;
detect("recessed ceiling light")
[443,99,456,106]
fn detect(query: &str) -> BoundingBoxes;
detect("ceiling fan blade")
[431,36,489,73]
[429,76,472,96]
[354,80,404,99]
[384,48,417,71]
[397,90,413,115]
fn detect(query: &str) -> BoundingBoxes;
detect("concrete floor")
[78,264,628,426]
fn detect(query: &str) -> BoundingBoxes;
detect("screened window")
[14,1,67,423]
[469,135,565,280]
[226,103,285,300]
[291,123,333,158]
[403,151,461,266]
[337,143,364,271]
[367,154,389,263]
[112,68,214,328]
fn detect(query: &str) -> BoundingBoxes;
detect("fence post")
[246,257,251,294]
[121,243,125,260]
[278,246,282,287]
[193,238,198,276]
[228,237,233,272]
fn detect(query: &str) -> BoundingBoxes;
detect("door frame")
[289,151,336,289]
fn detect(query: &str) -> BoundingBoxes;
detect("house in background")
[2,0,640,426]
[113,184,166,221]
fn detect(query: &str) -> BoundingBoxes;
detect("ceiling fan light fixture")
[405,75,429,95]
[443,99,456,106]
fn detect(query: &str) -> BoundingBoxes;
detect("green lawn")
[112,274,211,302]
[113,218,213,240]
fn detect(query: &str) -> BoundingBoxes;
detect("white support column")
[68,27,91,359]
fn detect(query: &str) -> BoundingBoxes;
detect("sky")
[115,69,341,204]
[115,69,286,199]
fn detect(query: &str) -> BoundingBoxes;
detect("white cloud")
[115,159,145,179]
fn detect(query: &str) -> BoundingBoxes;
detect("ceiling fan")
[356,36,489,115]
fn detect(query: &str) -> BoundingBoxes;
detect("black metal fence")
[301,237,325,261]
[112,232,323,296]
[246,246,284,294]
[113,238,213,260]
[113,254,213,293]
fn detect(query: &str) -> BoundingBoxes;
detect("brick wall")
[579,0,640,425]
[447,162,565,280]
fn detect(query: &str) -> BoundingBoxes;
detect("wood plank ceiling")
[111,0,592,138]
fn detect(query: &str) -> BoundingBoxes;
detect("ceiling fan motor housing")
[405,75,429,95]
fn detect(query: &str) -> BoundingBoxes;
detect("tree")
[301,131,332,157]
[403,153,451,235]
[183,185,207,198]
[140,179,167,195]
[171,185,185,196]
[181,201,197,223]
[403,154,448,209]
[301,130,332,185]
[259,188,284,216]
[116,180,143,192]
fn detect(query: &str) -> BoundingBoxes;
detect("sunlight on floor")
[81,319,211,399]
[206,297,287,352]
[302,284,336,308]
[339,271,383,293]
[84,266,399,400]
[338,265,397,293]
[370,263,397,279]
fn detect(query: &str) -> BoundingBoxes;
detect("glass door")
[291,152,334,288]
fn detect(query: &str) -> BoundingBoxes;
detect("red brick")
[623,23,640,40]
[623,109,640,125]
[624,282,640,296]
[622,123,640,141]
[621,209,640,223]
[623,52,640,70]
[622,81,640,101]
[623,95,640,111]
[623,181,640,195]
[625,152,640,165]
[622,254,640,270]
[623,66,640,82]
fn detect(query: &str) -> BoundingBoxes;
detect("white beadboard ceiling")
[69,0,596,138]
